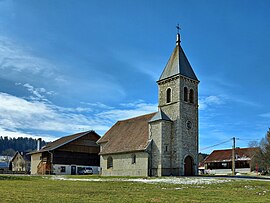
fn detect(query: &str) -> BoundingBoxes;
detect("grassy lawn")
[0,175,270,202]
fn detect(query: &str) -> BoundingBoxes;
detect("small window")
[184,87,188,102]
[132,154,136,164]
[189,89,194,103]
[107,156,113,169]
[165,145,168,152]
[166,88,172,103]
[60,166,66,173]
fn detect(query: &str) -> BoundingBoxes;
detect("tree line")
[250,128,270,174]
[0,136,46,156]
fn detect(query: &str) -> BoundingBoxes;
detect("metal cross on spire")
[176,24,181,34]
[176,24,181,45]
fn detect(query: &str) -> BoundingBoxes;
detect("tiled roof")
[204,148,257,163]
[159,35,198,82]
[28,130,100,154]
[97,113,156,155]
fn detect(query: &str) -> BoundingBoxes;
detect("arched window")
[131,154,136,164]
[166,88,172,103]
[189,89,194,103]
[184,87,188,102]
[107,156,113,169]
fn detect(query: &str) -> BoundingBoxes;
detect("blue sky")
[0,0,269,153]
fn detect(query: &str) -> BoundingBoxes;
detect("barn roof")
[97,112,156,155]
[28,130,100,154]
[204,147,257,163]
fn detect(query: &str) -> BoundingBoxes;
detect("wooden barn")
[29,130,100,175]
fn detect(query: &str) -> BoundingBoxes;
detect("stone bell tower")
[149,31,199,176]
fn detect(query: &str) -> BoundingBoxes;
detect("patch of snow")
[50,176,231,185]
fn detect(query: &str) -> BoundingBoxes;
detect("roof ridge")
[117,112,157,122]
[213,147,256,152]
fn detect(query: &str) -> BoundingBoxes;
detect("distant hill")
[0,136,46,156]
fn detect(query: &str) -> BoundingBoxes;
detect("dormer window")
[166,88,172,103]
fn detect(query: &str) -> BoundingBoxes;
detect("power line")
[238,138,260,141]
[200,139,231,151]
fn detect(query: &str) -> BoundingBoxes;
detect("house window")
[60,166,66,173]
[107,156,113,169]
[189,89,194,103]
[184,87,188,102]
[166,88,172,103]
[132,154,136,164]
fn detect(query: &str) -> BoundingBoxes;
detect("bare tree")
[251,129,270,174]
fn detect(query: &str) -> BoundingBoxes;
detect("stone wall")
[179,76,199,175]
[100,151,149,176]
[149,122,162,176]
[157,75,199,176]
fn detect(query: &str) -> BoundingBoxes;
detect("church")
[97,32,199,176]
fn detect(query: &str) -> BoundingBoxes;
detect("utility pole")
[232,137,236,176]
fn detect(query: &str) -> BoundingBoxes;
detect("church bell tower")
[150,30,199,176]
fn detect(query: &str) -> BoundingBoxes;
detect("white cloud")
[0,39,41,72]
[0,91,157,141]
[97,101,157,121]
[16,83,57,101]
[199,95,223,110]
[0,92,108,136]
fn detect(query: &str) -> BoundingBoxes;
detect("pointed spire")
[158,26,199,82]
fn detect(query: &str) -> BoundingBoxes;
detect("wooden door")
[184,156,194,176]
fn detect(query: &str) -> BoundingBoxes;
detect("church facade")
[97,33,199,176]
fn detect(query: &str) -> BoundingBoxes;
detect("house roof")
[28,130,100,155]
[97,112,156,155]
[159,34,198,82]
[149,109,171,123]
[10,151,30,162]
[204,147,257,163]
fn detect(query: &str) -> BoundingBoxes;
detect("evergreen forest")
[0,136,46,156]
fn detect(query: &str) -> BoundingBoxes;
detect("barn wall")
[52,164,100,175]
[30,153,41,175]
[53,150,99,166]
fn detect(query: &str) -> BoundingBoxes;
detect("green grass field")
[0,175,270,202]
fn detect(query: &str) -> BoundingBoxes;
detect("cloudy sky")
[0,0,269,153]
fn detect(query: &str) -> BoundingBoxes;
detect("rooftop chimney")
[37,138,42,151]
